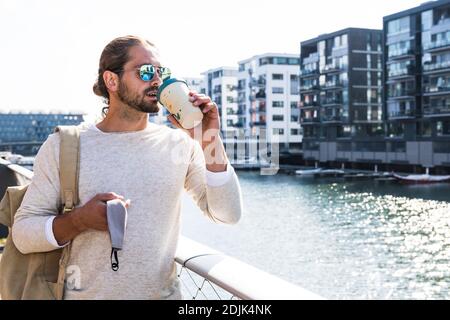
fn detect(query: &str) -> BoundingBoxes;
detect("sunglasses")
[138,64,171,81]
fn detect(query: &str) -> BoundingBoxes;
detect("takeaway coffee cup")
[157,78,204,129]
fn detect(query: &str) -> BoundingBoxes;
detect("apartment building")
[384,0,450,168]
[300,28,383,164]
[237,53,302,151]
[201,67,240,135]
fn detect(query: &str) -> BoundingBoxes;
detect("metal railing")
[1,159,324,300]
[176,236,323,300]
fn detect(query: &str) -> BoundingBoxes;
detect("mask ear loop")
[111,248,119,271]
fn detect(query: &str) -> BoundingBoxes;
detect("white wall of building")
[237,53,302,145]
[201,67,238,134]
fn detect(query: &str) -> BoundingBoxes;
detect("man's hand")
[167,91,228,172]
[53,192,130,245]
[71,192,130,232]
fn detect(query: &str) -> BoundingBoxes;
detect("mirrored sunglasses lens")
[140,65,154,81]
[161,67,171,80]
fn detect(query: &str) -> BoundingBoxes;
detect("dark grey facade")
[0,112,84,155]
[383,0,450,169]
[300,28,383,164]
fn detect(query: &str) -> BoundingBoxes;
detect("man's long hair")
[93,35,155,116]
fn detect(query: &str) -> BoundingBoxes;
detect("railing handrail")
[176,236,324,300]
[0,158,34,180]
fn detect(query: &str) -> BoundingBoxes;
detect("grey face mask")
[106,199,128,271]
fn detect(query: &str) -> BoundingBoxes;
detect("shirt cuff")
[206,164,234,187]
[45,216,69,248]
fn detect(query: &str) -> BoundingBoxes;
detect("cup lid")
[157,78,188,103]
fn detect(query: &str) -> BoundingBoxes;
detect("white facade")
[201,67,239,134]
[237,53,302,146]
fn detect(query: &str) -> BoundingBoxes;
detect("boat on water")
[392,173,450,183]
[295,168,323,175]
[295,168,345,177]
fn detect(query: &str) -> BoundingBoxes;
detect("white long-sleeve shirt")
[12,123,243,299]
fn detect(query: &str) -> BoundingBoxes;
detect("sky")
[0,0,427,119]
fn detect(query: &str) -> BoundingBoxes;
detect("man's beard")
[117,81,159,114]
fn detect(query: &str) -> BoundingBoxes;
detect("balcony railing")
[301,117,320,123]
[388,66,415,78]
[423,38,450,51]
[300,85,320,93]
[388,48,414,59]
[321,64,342,74]
[250,121,266,127]
[387,90,415,98]
[249,107,266,114]
[423,60,450,72]
[322,115,344,122]
[323,81,344,89]
[300,69,319,77]
[423,106,450,116]
[321,99,343,106]
[388,110,415,118]
[423,85,450,94]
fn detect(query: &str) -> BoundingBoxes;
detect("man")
[12,35,243,299]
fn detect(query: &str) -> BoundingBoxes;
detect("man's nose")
[150,71,163,86]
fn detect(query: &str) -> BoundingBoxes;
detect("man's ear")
[103,71,119,92]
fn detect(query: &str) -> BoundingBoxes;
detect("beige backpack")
[0,125,80,300]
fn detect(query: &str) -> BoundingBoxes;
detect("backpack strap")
[53,125,80,300]
[54,126,80,213]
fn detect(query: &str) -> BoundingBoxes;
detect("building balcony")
[249,78,266,88]
[249,107,266,114]
[423,60,450,74]
[423,105,450,117]
[300,85,320,93]
[387,110,415,119]
[423,39,450,53]
[387,90,416,99]
[388,67,415,80]
[322,115,344,123]
[321,99,343,107]
[387,49,415,61]
[323,81,344,90]
[255,91,266,99]
[303,53,319,64]
[423,85,450,96]
[250,121,266,127]
[299,69,320,78]
[301,102,320,109]
[301,117,320,123]
[320,64,342,74]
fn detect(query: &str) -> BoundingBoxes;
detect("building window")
[417,122,432,137]
[387,16,410,36]
[437,121,450,136]
[337,125,352,138]
[290,129,300,135]
[272,87,284,94]
[291,115,299,122]
[290,102,299,109]
[272,74,284,80]
[387,123,405,138]
[272,101,284,108]
[272,115,284,121]
[272,128,284,135]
